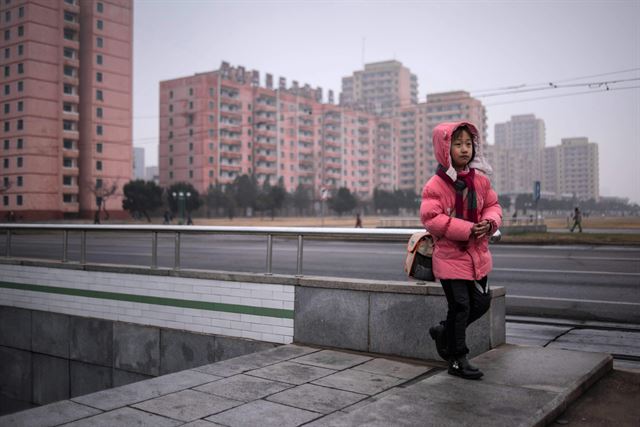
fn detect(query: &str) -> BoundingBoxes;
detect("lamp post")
[172,191,191,225]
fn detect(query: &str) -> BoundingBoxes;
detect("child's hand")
[471,220,491,239]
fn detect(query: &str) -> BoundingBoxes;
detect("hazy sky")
[133,0,640,203]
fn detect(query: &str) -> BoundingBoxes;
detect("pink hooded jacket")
[420,121,502,281]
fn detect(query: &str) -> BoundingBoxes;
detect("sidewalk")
[0,343,614,427]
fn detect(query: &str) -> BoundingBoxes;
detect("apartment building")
[0,0,133,220]
[543,137,599,200]
[341,60,418,117]
[492,114,545,194]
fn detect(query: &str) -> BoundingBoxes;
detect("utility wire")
[485,85,640,106]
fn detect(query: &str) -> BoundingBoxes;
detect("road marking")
[495,254,639,262]
[494,267,640,276]
[508,294,640,306]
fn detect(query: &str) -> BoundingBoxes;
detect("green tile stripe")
[0,281,294,319]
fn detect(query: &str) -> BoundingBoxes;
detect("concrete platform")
[0,343,611,427]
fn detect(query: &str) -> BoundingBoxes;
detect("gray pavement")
[0,343,612,427]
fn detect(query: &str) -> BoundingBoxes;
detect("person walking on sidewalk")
[420,121,502,380]
[570,207,582,232]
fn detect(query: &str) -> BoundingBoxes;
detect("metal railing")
[0,224,500,276]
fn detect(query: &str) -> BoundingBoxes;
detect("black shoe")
[429,325,448,361]
[448,357,483,380]
[457,355,480,372]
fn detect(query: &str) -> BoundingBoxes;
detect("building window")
[63,176,72,186]
[96,2,103,12]
[63,120,74,131]
[96,37,103,48]
[96,178,102,188]
[4,122,9,132]
[63,65,74,77]
[96,142,102,153]
[189,142,193,150]
[189,101,193,109]
[3,140,8,149]
[96,90,103,101]
[16,119,23,130]
[3,30,9,41]
[169,171,173,179]
[2,196,7,206]
[63,194,73,203]
[3,85,9,95]
[16,101,22,112]
[209,170,213,178]
[16,176,22,186]
[16,157,22,167]
[96,71,102,82]
[168,158,173,166]
[208,156,213,164]
[96,107,103,118]
[17,81,23,92]
[3,104,8,114]
[17,63,23,74]
[4,11,10,22]
[96,54,102,65]
[3,66,8,77]
[96,20,103,30]
[3,158,8,168]
[63,84,73,95]
[169,90,173,99]
[169,144,173,152]
[96,160,102,170]
[18,6,24,18]
[168,104,173,112]
[3,177,8,187]
[63,47,75,59]
[16,138,22,148]
[17,44,23,55]
[189,156,193,165]
[4,48,9,58]
[63,139,73,149]
[16,195,22,206]
[168,131,173,139]
[17,26,23,37]
[189,87,193,96]
[189,170,193,178]
[96,125,103,135]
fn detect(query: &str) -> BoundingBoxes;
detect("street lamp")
[172,191,191,225]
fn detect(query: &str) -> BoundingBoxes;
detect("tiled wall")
[0,264,294,344]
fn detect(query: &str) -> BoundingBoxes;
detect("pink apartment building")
[0,0,132,220]
[159,63,486,200]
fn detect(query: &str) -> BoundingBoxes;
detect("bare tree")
[86,179,119,221]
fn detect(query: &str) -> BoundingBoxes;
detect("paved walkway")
[0,343,611,427]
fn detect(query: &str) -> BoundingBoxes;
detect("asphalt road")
[4,232,638,303]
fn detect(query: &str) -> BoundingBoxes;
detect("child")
[420,121,502,380]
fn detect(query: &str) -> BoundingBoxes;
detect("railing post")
[5,230,11,258]
[266,234,273,275]
[174,232,180,270]
[62,230,68,263]
[296,234,304,276]
[80,230,86,265]
[151,231,158,269]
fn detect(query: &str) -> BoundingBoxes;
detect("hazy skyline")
[133,0,640,203]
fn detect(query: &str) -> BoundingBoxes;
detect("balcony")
[220,87,240,99]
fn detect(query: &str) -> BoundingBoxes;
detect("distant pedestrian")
[93,210,101,224]
[186,213,193,225]
[421,121,502,380]
[570,207,582,232]
[163,210,171,225]
[355,213,362,228]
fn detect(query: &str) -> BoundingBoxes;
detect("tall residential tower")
[0,0,132,219]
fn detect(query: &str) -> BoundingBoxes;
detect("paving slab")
[267,383,367,414]
[206,399,321,427]
[180,420,227,427]
[194,374,293,402]
[194,344,319,377]
[72,369,222,411]
[247,361,336,385]
[506,323,569,346]
[547,329,640,357]
[61,406,180,427]
[0,400,101,427]
[469,344,612,393]
[132,389,242,422]
[312,368,405,395]
[310,374,560,427]
[351,358,432,379]
[290,349,372,370]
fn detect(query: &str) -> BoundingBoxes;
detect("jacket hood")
[432,121,493,181]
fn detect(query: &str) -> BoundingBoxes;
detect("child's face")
[451,129,473,170]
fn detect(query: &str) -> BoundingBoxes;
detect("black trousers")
[440,277,491,358]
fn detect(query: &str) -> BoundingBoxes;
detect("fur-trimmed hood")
[432,121,493,181]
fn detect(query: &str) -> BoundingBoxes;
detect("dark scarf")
[436,164,478,223]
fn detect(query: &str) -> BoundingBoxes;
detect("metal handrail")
[0,224,500,275]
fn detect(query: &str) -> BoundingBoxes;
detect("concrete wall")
[0,305,276,414]
[294,277,505,360]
